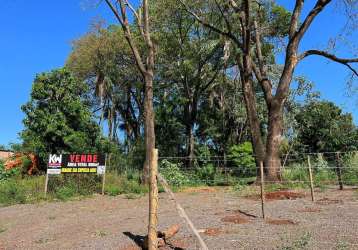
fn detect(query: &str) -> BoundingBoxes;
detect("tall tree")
[152,0,226,164]
[295,101,358,153]
[67,24,144,148]
[104,0,158,248]
[21,68,104,168]
[178,0,358,181]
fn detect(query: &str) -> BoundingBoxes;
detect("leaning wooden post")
[148,148,159,250]
[307,155,315,202]
[335,152,344,190]
[259,161,265,219]
[158,173,209,250]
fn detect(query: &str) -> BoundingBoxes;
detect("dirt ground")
[1,187,358,250]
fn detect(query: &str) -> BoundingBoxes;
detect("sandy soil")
[0,187,358,250]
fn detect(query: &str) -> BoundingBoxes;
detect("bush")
[160,160,189,187]
[195,163,216,185]
[0,161,20,181]
[106,185,121,196]
[228,142,256,177]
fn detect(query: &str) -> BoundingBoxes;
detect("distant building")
[0,150,14,161]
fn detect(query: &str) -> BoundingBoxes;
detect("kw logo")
[49,154,62,166]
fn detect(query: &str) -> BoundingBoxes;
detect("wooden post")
[307,155,315,202]
[158,173,209,250]
[336,153,344,190]
[259,161,265,219]
[44,173,49,197]
[148,149,159,250]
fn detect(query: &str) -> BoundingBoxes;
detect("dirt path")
[1,187,358,249]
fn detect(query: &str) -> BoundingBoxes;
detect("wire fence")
[146,151,356,189]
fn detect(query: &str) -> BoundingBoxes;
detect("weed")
[55,185,77,201]
[94,230,108,237]
[281,232,311,250]
[335,241,349,250]
[105,185,121,196]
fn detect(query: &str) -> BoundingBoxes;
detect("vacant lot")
[0,187,358,250]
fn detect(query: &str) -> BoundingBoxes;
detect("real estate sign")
[47,154,106,175]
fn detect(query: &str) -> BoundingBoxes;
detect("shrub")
[0,160,20,181]
[228,142,256,177]
[342,152,358,185]
[195,163,216,185]
[106,185,121,196]
[160,160,189,187]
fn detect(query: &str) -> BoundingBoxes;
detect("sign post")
[44,173,49,197]
[101,154,107,195]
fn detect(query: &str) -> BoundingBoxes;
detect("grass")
[1,157,357,207]
[0,171,151,206]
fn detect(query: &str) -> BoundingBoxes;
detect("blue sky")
[0,0,357,146]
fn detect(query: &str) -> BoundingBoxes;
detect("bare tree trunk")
[105,0,158,247]
[142,74,156,185]
[186,124,195,168]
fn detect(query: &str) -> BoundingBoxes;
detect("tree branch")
[124,0,145,38]
[177,0,242,48]
[299,49,358,76]
[289,0,304,39]
[104,0,147,76]
[294,0,331,43]
[253,20,272,105]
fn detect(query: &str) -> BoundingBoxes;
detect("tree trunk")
[265,101,283,182]
[142,74,156,185]
[237,58,266,178]
[186,124,195,168]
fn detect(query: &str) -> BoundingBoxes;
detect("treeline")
[18,0,358,177]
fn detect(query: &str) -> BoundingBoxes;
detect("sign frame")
[44,153,107,196]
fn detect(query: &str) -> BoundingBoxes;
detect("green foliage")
[268,4,292,38]
[160,160,190,187]
[228,142,256,177]
[0,180,26,205]
[295,101,358,153]
[0,161,19,181]
[342,153,358,185]
[21,68,106,169]
[55,185,77,201]
[195,163,216,184]
[103,172,148,196]
[106,185,121,196]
